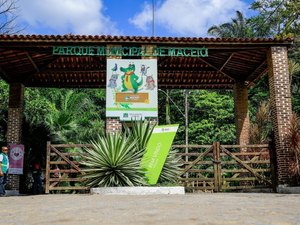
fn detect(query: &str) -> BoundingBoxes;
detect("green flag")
[141,124,179,185]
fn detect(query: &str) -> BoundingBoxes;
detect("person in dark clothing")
[32,162,42,194]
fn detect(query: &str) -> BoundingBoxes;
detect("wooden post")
[216,142,222,192]
[45,141,51,194]
[213,142,220,192]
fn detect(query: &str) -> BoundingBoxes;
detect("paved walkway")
[1,193,300,225]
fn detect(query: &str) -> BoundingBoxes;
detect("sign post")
[141,124,179,185]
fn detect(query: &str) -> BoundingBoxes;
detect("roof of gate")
[0,35,293,89]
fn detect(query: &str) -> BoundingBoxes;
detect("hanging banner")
[8,144,24,174]
[106,59,158,121]
[141,124,179,185]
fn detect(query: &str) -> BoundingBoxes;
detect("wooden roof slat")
[0,35,293,89]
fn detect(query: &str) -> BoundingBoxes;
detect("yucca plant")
[158,148,182,184]
[82,120,182,187]
[127,120,155,152]
[81,132,146,187]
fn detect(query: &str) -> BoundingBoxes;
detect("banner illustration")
[106,59,158,121]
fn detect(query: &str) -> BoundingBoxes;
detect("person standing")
[0,146,9,196]
[32,161,42,194]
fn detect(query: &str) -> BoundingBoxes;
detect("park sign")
[106,59,158,121]
[52,46,208,57]
[141,124,179,185]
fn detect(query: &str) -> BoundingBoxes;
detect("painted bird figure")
[111,63,118,74]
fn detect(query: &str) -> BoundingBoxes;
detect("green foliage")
[0,79,8,145]
[208,11,257,38]
[24,88,53,126]
[127,120,155,152]
[188,90,236,144]
[81,132,146,187]
[250,0,300,38]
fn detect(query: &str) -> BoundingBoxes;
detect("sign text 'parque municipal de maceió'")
[52,46,208,57]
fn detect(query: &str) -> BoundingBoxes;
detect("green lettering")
[200,47,208,57]
[184,48,190,56]
[52,47,60,54]
[88,47,94,55]
[137,47,143,56]
[109,47,120,56]
[97,47,106,56]
[130,47,139,56]
[176,49,183,56]
[58,47,65,55]
[65,47,73,55]
[122,47,128,56]
[190,49,198,57]
[159,48,167,56]
[81,47,88,55]
[168,48,176,56]
[152,47,158,57]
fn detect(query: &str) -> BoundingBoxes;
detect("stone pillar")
[106,118,122,133]
[6,83,24,192]
[267,46,293,186]
[233,82,250,146]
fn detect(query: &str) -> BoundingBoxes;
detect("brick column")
[233,82,250,146]
[6,83,24,192]
[106,118,122,133]
[267,46,293,186]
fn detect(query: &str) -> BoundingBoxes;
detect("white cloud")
[129,0,249,37]
[129,2,152,32]
[17,0,120,35]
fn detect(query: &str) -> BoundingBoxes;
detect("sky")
[15,0,256,37]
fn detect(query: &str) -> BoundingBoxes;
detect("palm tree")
[45,90,102,143]
[208,11,254,38]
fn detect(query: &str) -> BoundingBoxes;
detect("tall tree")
[208,11,256,38]
[0,0,21,34]
[250,0,300,38]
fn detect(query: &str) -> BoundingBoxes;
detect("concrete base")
[277,185,300,194]
[5,190,20,196]
[91,186,185,195]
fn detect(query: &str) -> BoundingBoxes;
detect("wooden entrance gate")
[176,142,273,192]
[45,142,90,193]
[45,141,273,193]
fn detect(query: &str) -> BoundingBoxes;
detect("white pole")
[152,0,155,36]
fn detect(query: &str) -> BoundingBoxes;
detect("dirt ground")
[1,193,300,225]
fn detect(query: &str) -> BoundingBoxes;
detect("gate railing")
[46,141,273,193]
[45,142,91,193]
[175,142,273,192]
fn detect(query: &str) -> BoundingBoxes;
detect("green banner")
[141,124,179,185]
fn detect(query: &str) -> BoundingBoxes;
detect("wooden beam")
[219,53,234,71]
[246,59,267,84]
[26,52,39,73]
[197,57,234,81]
